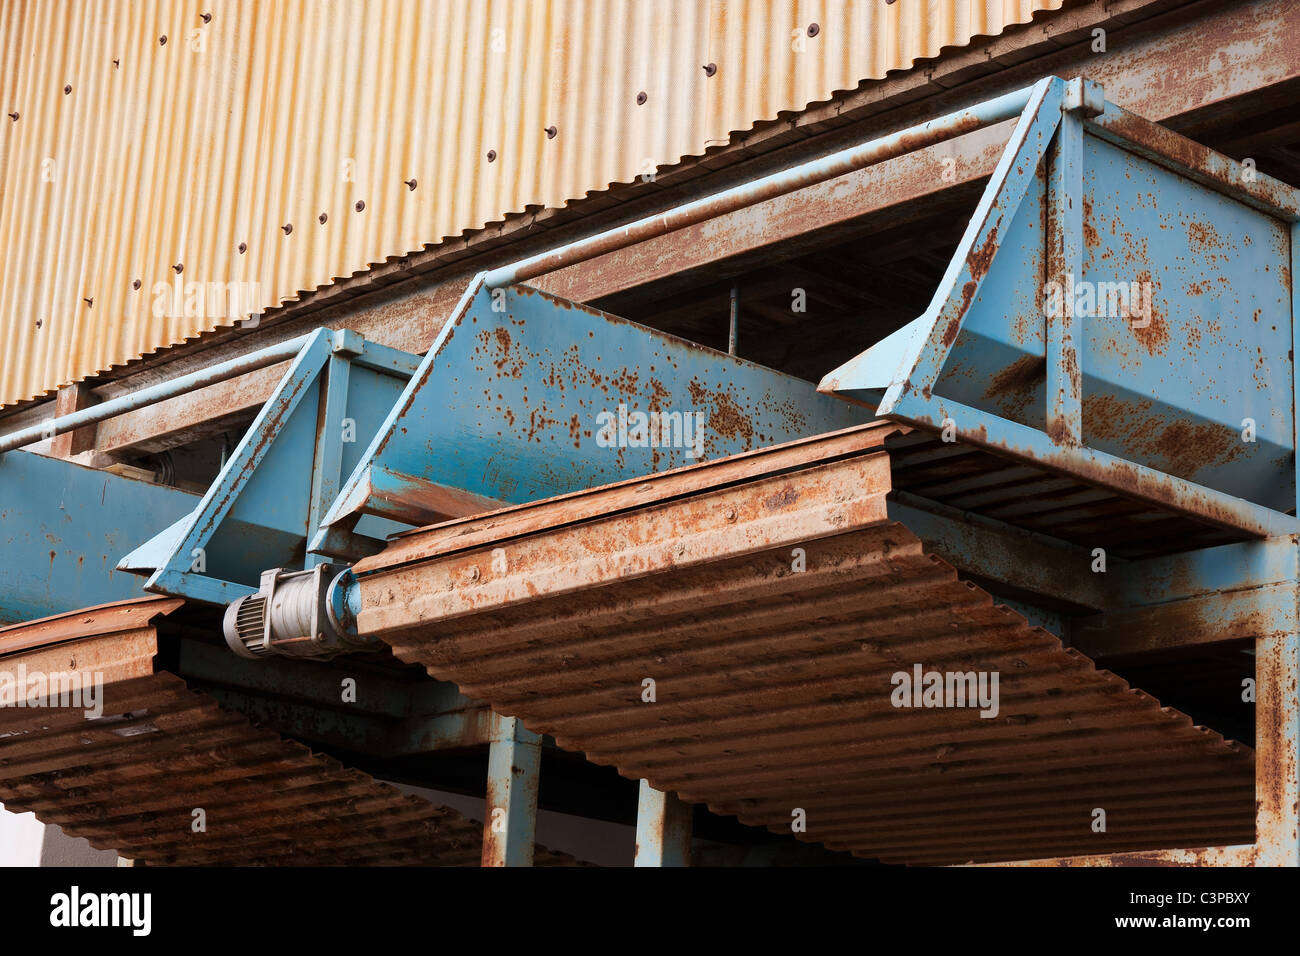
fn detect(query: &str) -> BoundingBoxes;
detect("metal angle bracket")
[118,329,420,604]
[819,76,1300,537]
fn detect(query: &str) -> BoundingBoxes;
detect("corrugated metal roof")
[0,0,1064,407]
[0,598,583,865]
[350,424,1255,865]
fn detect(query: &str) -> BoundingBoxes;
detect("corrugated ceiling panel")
[0,0,1063,407]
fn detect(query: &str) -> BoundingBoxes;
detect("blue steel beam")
[120,330,418,603]
[821,78,1300,536]
[0,451,196,623]
[313,278,866,555]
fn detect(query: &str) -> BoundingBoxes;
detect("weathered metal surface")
[0,599,582,866]
[0,450,197,624]
[635,781,693,867]
[18,0,1297,464]
[0,0,1064,408]
[314,279,866,554]
[822,81,1300,540]
[350,425,1256,865]
[1253,629,1299,866]
[118,329,417,603]
[480,713,541,867]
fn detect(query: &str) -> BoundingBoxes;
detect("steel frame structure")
[2,57,1298,865]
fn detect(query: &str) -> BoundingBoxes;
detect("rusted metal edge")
[0,596,184,658]
[360,421,908,572]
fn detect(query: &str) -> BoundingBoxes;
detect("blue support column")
[634,780,693,867]
[481,714,541,867]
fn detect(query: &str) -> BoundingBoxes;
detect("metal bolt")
[201,12,212,23]
[131,279,141,290]
[807,22,820,37]
[112,58,119,69]
[237,242,247,254]
[545,125,557,139]
[83,297,93,307]
[725,506,737,521]
[63,84,71,95]
[7,111,16,122]
[35,318,42,329]
[173,262,183,274]
[636,91,647,105]
[159,35,167,45]
[318,212,327,224]
[281,223,292,235]
[404,178,417,190]
[355,200,365,212]
[703,62,717,77]
[486,149,497,162]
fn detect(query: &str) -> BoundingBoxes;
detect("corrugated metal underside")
[0,600,578,866]
[353,424,1255,865]
[887,432,1254,559]
[0,0,1064,407]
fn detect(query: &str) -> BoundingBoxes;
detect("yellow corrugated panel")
[0,0,1062,407]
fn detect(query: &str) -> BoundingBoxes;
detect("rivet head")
[237,242,247,254]
[318,212,327,224]
[35,318,42,329]
[486,149,497,162]
[544,125,557,139]
[355,200,365,212]
[404,178,417,190]
[159,35,167,45]
[281,223,293,235]
[636,91,647,105]
[703,62,717,77]
[172,262,183,274]
[807,22,820,37]
[63,84,72,95]
[131,279,141,290]
[200,12,212,23]
[725,506,737,521]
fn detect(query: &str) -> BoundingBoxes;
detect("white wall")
[0,803,120,867]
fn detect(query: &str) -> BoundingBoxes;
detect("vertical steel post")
[634,779,693,867]
[306,338,355,569]
[1045,98,1084,446]
[1254,627,1300,866]
[481,713,542,867]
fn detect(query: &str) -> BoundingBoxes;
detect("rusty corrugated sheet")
[0,0,1064,407]
[0,598,582,865]
[351,424,1256,865]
